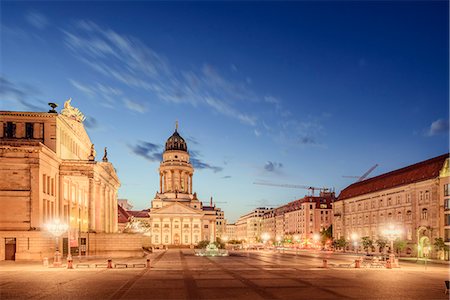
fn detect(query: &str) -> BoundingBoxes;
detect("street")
[1,249,448,299]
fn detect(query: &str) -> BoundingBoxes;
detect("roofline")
[337,153,449,201]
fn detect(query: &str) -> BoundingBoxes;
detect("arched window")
[406,210,412,221]
[421,208,428,220]
[397,211,402,221]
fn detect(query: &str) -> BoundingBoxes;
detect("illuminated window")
[183,224,189,228]
[164,235,169,243]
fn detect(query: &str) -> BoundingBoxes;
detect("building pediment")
[152,202,203,216]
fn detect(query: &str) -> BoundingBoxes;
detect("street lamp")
[382,224,402,266]
[293,234,300,255]
[313,233,320,249]
[351,233,358,255]
[46,219,68,267]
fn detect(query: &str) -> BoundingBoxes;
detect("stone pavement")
[0,249,448,299]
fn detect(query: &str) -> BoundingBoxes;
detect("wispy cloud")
[128,141,222,172]
[221,175,232,179]
[84,116,99,130]
[425,119,449,136]
[62,21,257,126]
[25,11,49,30]
[69,79,121,108]
[128,141,163,162]
[123,98,147,113]
[264,161,283,173]
[61,20,326,147]
[190,150,223,173]
[186,136,200,145]
[0,76,46,111]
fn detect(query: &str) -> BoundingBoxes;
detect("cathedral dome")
[165,129,187,152]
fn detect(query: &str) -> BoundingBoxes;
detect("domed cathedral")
[149,122,217,247]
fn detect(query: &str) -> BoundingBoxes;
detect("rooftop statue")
[61,98,86,122]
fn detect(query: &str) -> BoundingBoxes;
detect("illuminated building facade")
[0,100,120,261]
[333,154,449,259]
[148,125,218,246]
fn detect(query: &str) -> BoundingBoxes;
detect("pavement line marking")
[203,256,281,300]
[240,251,354,299]
[109,250,167,300]
[179,250,202,300]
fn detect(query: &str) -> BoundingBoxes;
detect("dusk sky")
[1,1,448,222]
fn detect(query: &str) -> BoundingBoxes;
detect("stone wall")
[0,232,145,261]
[88,233,145,258]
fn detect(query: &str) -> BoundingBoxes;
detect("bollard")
[322,259,328,268]
[146,258,151,269]
[67,258,73,269]
[107,259,113,269]
[43,257,49,267]
[355,259,360,268]
[386,259,392,269]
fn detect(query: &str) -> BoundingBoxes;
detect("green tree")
[393,239,407,257]
[335,237,348,252]
[361,236,374,255]
[434,237,449,251]
[214,237,225,249]
[320,225,333,248]
[196,240,210,249]
[434,237,449,260]
[376,238,388,259]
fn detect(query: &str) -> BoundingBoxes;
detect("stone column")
[189,174,193,194]
[113,190,118,233]
[30,164,41,228]
[159,173,163,193]
[171,170,174,192]
[88,178,95,232]
[105,187,110,233]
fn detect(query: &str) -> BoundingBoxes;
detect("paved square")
[0,249,448,299]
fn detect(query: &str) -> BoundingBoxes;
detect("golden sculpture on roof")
[61,98,86,122]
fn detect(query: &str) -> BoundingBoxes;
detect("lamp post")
[313,233,320,250]
[261,233,269,250]
[293,234,300,255]
[46,219,68,267]
[351,233,358,255]
[383,224,402,267]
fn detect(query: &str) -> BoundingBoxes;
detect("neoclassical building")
[0,100,122,261]
[148,125,217,246]
[333,153,449,259]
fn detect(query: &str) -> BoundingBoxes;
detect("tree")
[393,239,407,257]
[434,237,449,260]
[376,238,388,259]
[335,237,348,252]
[214,237,225,249]
[320,226,333,248]
[361,236,374,255]
[196,240,210,249]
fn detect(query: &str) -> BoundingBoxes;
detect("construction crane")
[253,182,331,196]
[342,164,378,182]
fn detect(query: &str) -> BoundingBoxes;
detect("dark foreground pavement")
[1,249,448,299]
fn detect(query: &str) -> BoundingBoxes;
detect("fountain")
[195,242,228,257]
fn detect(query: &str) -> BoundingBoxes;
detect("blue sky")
[1,1,448,222]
